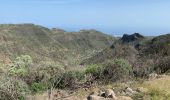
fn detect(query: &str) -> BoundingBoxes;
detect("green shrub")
[9,67,28,76]
[8,55,33,77]
[57,70,85,88]
[154,56,170,73]
[85,64,101,75]
[38,62,65,89]
[101,59,133,82]
[30,82,46,93]
[67,70,85,81]
[0,76,30,100]
[133,59,155,77]
[13,55,33,68]
[83,59,133,83]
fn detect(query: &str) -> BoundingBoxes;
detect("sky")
[0,0,170,36]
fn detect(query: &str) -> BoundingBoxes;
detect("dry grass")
[75,75,170,100]
[142,76,170,94]
[133,75,170,100]
[26,75,170,100]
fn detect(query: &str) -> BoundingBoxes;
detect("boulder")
[148,73,158,80]
[98,90,106,97]
[124,87,137,96]
[87,95,106,100]
[105,89,117,99]
[121,33,144,43]
[124,87,134,93]
[117,96,133,100]
[157,74,166,78]
[136,87,148,93]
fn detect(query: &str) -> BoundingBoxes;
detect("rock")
[63,96,80,100]
[87,95,106,100]
[53,90,69,99]
[124,87,137,96]
[124,87,134,93]
[157,74,166,78]
[136,87,148,93]
[105,89,117,99]
[98,90,106,97]
[148,73,158,80]
[120,91,126,96]
[121,33,144,43]
[89,91,98,96]
[117,96,133,100]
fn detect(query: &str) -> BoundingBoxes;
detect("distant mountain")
[51,29,115,50]
[80,33,144,65]
[0,24,116,65]
[81,33,170,65]
[142,34,170,56]
[120,33,144,43]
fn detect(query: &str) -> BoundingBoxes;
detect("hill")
[81,33,170,65]
[120,33,144,43]
[0,24,116,65]
[141,34,170,56]
[80,33,145,65]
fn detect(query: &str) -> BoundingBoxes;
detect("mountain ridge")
[0,24,116,65]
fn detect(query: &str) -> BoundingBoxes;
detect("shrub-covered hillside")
[0,25,170,100]
[0,24,116,65]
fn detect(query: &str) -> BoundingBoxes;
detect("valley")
[0,24,170,100]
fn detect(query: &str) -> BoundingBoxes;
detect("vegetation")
[0,24,115,66]
[0,24,170,99]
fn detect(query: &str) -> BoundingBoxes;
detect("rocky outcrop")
[87,89,133,100]
[136,87,148,93]
[122,87,137,96]
[87,95,106,100]
[121,33,144,43]
[105,89,117,99]
[148,73,158,80]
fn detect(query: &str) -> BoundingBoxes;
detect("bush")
[30,82,46,93]
[85,64,102,79]
[154,56,170,73]
[8,55,33,77]
[101,59,133,82]
[83,59,133,83]
[57,70,85,89]
[85,64,99,74]
[9,67,28,77]
[38,62,65,89]
[0,75,30,100]
[133,59,155,77]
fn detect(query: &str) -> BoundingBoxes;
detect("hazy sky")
[0,0,170,36]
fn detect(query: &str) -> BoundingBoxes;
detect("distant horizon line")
[0,23,169,37]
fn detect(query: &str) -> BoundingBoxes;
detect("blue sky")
[0,0,170,36]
